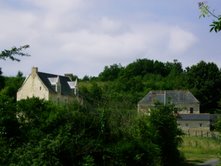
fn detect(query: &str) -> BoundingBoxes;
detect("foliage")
[0,74,24,100]
[185,61,221,113]
[198,2,221,32]
[214,117,221,132]
[149,103,184,166]
[1,57,221,165]
[180,136,221,164]
[0,45,30,62]
[0,45,28,91]
[0,71,5,91]
[99,64,124,81]
[0,92,186,166]
[79,59,221,113]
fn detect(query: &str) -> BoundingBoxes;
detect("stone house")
[138,90,200,114]
[138,90,217,133]
[17,67,77,103]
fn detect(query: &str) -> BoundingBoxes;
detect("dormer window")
[48,76,61,93]
[48,77,58,85]
[68,79,78,95]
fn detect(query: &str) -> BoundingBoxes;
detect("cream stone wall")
[175,103,200,114]
[17,74,49,101]
[177,120,210,131]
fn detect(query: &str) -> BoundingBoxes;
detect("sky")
[0,0,221,78]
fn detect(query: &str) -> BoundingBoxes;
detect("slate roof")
[38,72,73,96]
[177,114,211,121]
[138,90,199,105]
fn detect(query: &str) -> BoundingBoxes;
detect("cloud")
[168,27,198,54]
[0,0,199,77]
[24,0,85,13]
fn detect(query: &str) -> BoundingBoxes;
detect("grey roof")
[138,90,199,105]
[38,72,73,96]
[177,114,211,121]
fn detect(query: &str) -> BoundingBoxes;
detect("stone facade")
[17,67,77,103]
[177,114,211,131]
[137,90,200,114]
[137,90,218,133]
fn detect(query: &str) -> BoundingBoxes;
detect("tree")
[98,64,123,81]
[0,45,30,61]
[148,103,183,166]
[186,61,221,113]
[0,69,5,90]
[0,45,29,90]
[198,2,221,32]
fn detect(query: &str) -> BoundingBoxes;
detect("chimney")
[31,67,38,77]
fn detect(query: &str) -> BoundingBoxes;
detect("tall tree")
[186,61,221,113]
[148,103,183,166]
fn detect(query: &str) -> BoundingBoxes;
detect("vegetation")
[0,45,30,62]
[0,56,221,165]
[0,96,184,165]
[80,59,221,114]
[180,136,221,164]
[199,2,221,32]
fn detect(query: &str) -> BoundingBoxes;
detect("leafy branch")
[198,2,221,32]
[0,45,30,61]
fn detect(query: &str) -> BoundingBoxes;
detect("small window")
[190,107,193,114]
[39,86,42,90]
[199,123,202,127]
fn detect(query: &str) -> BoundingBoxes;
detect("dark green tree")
[148,103,183,166]
[99,64,123,81]
[0,94,20,142]
[0,68,5,90]
[186,61,221,113]
[0,74,24,100]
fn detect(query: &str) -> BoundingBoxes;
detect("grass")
[179,135,221,165]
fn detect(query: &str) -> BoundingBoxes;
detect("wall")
[177,120,210,131]
[176,103,200,114]
[17,74,49,101]
[138,103,200,114]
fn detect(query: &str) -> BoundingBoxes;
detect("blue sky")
[0,0,221,77]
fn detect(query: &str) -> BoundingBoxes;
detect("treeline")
[80,59,221,113]
[0,96,184,166]
[0,60,186,165]
[0,58,221,165]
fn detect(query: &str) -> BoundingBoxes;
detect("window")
[199,123,202,127]
[190,107,193,114]
[39,86,42,90]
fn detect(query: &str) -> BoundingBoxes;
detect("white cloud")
[168,27,198,54]
[0,0,201,77]
[24,0,85,13]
